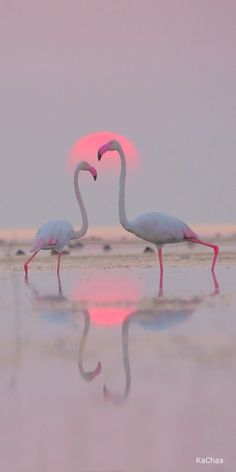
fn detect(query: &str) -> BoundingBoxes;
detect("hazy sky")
[0,0,235,230]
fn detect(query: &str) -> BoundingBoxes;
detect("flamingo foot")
[23,251,38,277]
[212,271,220,294]
[24,263,28,276]
[103,385,126,405]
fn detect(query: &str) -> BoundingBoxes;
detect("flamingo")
[98,140,219,285]
[24,161,97,276]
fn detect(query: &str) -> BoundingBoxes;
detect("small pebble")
[143,246,154,253]
[15,249,25,256]
[103,244,112,251]
[51,249,70,255]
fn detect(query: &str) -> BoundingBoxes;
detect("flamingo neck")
[121,319,131,395]
[118,146,131,231]
[103,317,131,404]
[78,310,101,381]
[72,167,88,239]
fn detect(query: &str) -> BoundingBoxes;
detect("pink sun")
[68,131,139,171]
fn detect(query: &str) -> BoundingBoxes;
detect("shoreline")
[1,250,236,272]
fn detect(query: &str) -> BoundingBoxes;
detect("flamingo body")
[31,220,74,252]
[129,212,197,247]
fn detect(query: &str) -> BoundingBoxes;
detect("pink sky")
[0,1,235,229]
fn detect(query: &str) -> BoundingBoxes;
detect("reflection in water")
[9,274,22,392]
[103,299,199,404]
[25,275,101,382]
[25,274,72,322]
[78,309,101,381]
[103,271,220,405]
[72,271,142,326]
[25,271,219,403]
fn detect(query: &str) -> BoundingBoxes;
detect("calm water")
[0,265,235,471]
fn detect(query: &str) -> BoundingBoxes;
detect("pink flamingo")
[98,140,219,286]
[24,161,97,276]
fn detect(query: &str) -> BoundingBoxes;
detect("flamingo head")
[103,385,126,405]
[97,140,121,161]
[79,161,97,180]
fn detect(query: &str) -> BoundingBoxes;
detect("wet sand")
[0,241,236,471]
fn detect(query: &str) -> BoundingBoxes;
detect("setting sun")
[68,131,139,171]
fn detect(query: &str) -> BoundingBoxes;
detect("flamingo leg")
[158,248,164,274]
[57,272,62,295]
[212,270,220,294]
[56,253,61,275]
[188,238,219,271]
[157,248,164,295]
[24,251,39,278]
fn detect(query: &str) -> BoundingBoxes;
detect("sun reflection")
[72,271,142,326]
[25,270,220,404]
[102,272,220,404]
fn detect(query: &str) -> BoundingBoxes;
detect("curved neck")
[103,317,131,404]
[78,310,101,381]
[72,168,88,239]
[118,146,131,230]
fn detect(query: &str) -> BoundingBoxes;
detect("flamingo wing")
[31,220,74,252]
[130,212,197,245]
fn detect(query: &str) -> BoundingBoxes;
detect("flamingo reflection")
[25,274,74,321]
[103,299,199,404]
[78,309,101,381]
[25,275,101,382]
[25,270,219,401]
[103,271,220,404]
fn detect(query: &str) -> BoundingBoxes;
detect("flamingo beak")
[89,167,97,180]
[98,142,110,160]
